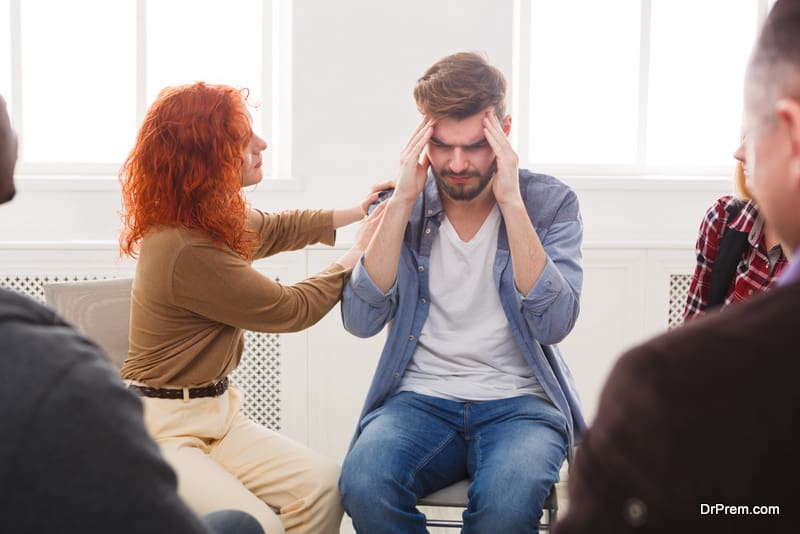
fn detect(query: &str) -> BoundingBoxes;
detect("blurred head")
[743,0,800,250]
[0,95,18,205]
[414,52,510,202]
[119,82,266,259]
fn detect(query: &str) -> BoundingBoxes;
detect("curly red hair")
[119,82,256,259]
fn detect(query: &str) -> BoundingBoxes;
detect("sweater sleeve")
[172,240,351,333]
[248,208,336,259]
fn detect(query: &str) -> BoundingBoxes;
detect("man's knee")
[340,454,401,510]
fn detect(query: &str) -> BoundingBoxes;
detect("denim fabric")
[342,170,586,455]
[340,392,568,533]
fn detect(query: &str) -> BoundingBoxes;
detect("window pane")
[147,0,263,134]
[529,0,641,165]
[20,0,136,163]
[0,0,10,111]
[646,0,759,166]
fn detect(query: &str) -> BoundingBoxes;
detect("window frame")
[6,0,296,190]
[511,0,772,182]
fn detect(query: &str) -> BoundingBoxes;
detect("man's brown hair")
[413,51,507,120]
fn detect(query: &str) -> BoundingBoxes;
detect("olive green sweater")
[121,208,349,387]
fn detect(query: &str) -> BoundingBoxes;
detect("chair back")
[43,278,133,370]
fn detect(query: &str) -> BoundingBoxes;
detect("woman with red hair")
[118,82,386,534]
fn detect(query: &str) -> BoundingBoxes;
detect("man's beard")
[432,159,497,201]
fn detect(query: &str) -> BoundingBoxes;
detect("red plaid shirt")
[684,195,788,321]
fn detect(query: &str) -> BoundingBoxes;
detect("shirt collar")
[422,170,444,219]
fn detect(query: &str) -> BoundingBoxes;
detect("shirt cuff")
[349,256,398,305]
[519,257,562,309]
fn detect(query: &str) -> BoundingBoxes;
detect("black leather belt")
[130,377,229,399]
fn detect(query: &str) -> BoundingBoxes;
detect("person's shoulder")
[0,288,120,452]
[704,194,743,219]
[518,169,580,222]
[0,286,61,326]
[0,288,109,378]
[519,168,572,189]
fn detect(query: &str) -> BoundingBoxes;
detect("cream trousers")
[139,386,343,534]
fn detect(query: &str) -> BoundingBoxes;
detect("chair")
[43,278,133,370]
[418,479,558,531]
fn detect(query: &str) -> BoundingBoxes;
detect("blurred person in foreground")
[555,2,800,532]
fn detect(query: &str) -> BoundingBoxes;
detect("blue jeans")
[340,392,568,533]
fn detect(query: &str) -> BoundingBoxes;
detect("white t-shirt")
[398,205,546,401]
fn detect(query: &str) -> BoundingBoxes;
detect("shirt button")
[418,265,424,272]
[425,228,431,234]
[393,372,401,378]
[408,335,414,341]
[427,209,433,215]
[624,498,647,526]
[420,298,427,304]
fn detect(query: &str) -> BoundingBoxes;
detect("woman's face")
[241,112,268,187]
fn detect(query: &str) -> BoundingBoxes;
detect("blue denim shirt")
[342,169,586,456]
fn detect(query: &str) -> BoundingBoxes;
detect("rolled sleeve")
[341,257,398,337]
[519,220,582,344]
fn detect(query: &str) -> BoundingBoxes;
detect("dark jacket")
[0,288,213,533]
[555,279,800,533]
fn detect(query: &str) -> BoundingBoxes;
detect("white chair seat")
[418,479,558,530]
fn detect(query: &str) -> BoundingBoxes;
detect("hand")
[353,198,388,251]
[395,116,434,204]
[359,179,396,217]
[483,111,520,207]
[337,200,389,270]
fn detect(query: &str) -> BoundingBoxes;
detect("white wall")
[0,0,733,463]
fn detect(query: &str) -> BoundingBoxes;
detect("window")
[514,0,768,177]
[2,0,291,180]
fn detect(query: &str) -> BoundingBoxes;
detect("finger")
[418,145,430,168]
[483,116,511,156]
[401,118,435,159]
[366,197,388,219]
[407,124,433,164]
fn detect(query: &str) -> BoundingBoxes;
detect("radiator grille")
[1,275,281,430]
[668,273,692,329]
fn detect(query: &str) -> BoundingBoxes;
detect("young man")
[555,2,800,532]
[0,95,262,534]
[339,52,585,533]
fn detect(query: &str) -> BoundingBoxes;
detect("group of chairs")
[43,278,558,531]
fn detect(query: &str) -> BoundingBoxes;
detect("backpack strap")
[707,200,749,308]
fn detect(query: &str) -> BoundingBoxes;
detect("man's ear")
[502,115,512,136]
[776,98,800,181]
